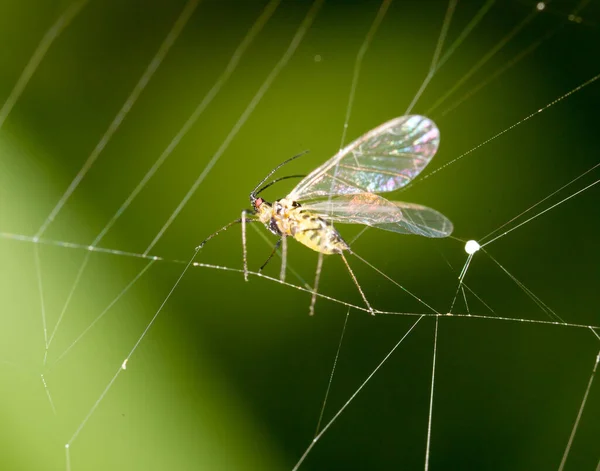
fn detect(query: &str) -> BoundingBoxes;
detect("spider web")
[0,1,599,470]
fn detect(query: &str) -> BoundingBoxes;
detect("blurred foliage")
[0,1,599,470]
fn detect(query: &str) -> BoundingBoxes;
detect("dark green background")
[0,1,598,470]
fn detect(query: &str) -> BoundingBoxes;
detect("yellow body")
[255,197,349,255]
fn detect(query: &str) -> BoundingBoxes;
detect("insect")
[198,115,453,315]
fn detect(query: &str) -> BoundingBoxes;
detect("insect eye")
[255,197,264,209]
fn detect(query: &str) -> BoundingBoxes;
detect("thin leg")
[309,253,324,316]
[280,236,288,282]
[298,226,326,303]
[340,252,374,316]
[196,217,254,250]
[241,210,248,282]
[259,238,282,272]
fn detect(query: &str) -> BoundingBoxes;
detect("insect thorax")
[259,198,348,255]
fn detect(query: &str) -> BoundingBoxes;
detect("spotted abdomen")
[285,209,349,255]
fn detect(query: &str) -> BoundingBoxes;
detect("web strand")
[351,251,440,314]
[411,72,600,190]
[481,178,599,248]
[0,0,89,131]
[483,249,565,323]
[48,260,157,370]
[5,231,598,330]
[45,251,91,356]
[448,253,474,313]
[40,373,57,416]
[480,162,600,244]
[90,0,281,247]
[338,0,392,151]
[434,245,494,314]
[292,316,424,471]
[405,0,457,114]
[35,0,200,239]
[51,4,325,461]
[461,286,470,315]
[143,0,325,256]
[33,244,48,351]
[424,316,439,471]
[435,0,496,71]
[557,350,600,471]
[1,2,599,468]
[436,0,592,118]
[320,0,392,319]
[314,308,351,436]
[66,250,198,447]
[426,5,541,116]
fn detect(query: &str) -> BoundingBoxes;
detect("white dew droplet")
[465,240,481,255]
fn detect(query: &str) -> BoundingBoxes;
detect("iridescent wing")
[288,115,439,201]
[302,193,453,238]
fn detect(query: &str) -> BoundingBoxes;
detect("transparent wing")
[303,193,453,238]
[288,115,439,201]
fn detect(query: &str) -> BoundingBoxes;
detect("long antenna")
[255,174,305,196]
[250,151,309,197]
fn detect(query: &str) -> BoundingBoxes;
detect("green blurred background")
[0,0,598,470]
